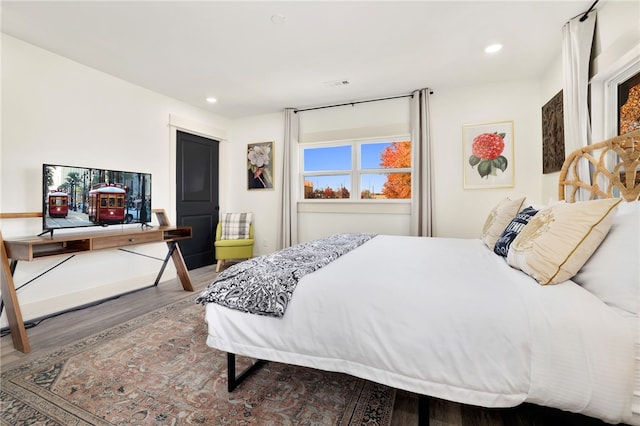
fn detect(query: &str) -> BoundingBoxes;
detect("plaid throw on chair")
[221,212,253,240]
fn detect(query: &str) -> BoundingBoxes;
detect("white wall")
[591,0,640,141]
[222,112,284,255]
[227,79,543,243]
[540,50,566,204]
[539,0,640,201]
[226,0,637,245]
[0,34,230,327]
[430,80,542,238]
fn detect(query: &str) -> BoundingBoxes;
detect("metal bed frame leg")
[226,352,267,392]
[418,394,430,425]
[226,351,430,425]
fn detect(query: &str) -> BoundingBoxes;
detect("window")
[302,138,411,200]
[618,70,640,134]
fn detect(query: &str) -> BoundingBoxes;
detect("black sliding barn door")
[176,130,219,270]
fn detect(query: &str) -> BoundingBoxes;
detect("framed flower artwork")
[247,141,274,190]
[463,120,514,189]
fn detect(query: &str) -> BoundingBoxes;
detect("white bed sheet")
[203,235,634,424]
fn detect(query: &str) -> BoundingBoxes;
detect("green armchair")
[214,221,254,272]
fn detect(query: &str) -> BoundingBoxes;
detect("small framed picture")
[247,141,274,190]
[463,120,514,189]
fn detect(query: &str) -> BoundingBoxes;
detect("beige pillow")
[481,197,525,249]
[506,198,621,285]
[572,201,639,313]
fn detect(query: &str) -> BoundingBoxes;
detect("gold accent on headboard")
[559,129,640,202]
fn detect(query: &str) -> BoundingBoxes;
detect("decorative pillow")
[493,206,539,257]
[221,212,253,240]
[573,201,639,314]
[506,197,621,285]
[481,197,525,249]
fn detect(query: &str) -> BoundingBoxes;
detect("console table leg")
[170,243,193,291]
[153,209,193,292]
[0,230,30,353]
[154,242,176,286]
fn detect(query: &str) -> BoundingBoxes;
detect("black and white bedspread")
[196,233,376,317]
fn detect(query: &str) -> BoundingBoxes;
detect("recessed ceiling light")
[484,44,503,54]
[271,14,286,24]
[206,97,217,104]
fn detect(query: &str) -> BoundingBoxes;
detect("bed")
[197,129,640,425]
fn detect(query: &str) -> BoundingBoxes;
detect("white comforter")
[203,235,634,424]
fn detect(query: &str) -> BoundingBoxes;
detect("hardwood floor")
[1,265,218,368]
[0,265,619,425]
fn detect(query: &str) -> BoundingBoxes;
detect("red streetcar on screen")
[88,183,126,224]
[47,191,69,218]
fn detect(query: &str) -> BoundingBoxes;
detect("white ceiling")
[1,0,594,119]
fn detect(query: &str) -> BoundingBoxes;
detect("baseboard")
[0,272,175,330]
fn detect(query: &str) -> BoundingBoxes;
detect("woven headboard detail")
[559,128,640,202]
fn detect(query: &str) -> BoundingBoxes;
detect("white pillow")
[573,201,640,314]
[481,197,525,249]
[507,198,621,285]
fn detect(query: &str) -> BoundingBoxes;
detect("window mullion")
[352,142,359,200]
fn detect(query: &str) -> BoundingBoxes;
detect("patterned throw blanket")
[196,233,376,317]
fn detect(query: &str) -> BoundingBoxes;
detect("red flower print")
[468,131,509,178]
[472,133,505,160]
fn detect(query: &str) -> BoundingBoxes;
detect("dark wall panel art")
[542,90,565,174]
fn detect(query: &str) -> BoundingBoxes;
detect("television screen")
[42,164,151,234]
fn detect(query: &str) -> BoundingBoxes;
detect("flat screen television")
[42,164,152,236]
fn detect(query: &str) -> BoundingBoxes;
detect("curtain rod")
[579,0,599,21]
[293,91,431,114]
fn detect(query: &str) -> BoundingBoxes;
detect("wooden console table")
[0,210,193,353]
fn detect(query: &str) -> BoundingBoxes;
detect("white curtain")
[409,89,433,237]
[562,12,596,200]
[277,108,298,249]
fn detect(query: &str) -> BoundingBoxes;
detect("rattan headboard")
[559,128,640,202]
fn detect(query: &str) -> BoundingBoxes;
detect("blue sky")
[303,143,391,195]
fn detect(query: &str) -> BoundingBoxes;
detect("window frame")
[300,135,412,201]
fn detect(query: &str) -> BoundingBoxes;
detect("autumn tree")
[380,141,411,199]
[323,187,336,198]
[361,189,374,199]
[620,84,640,134]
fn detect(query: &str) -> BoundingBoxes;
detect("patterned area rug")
[1,297,395,425]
